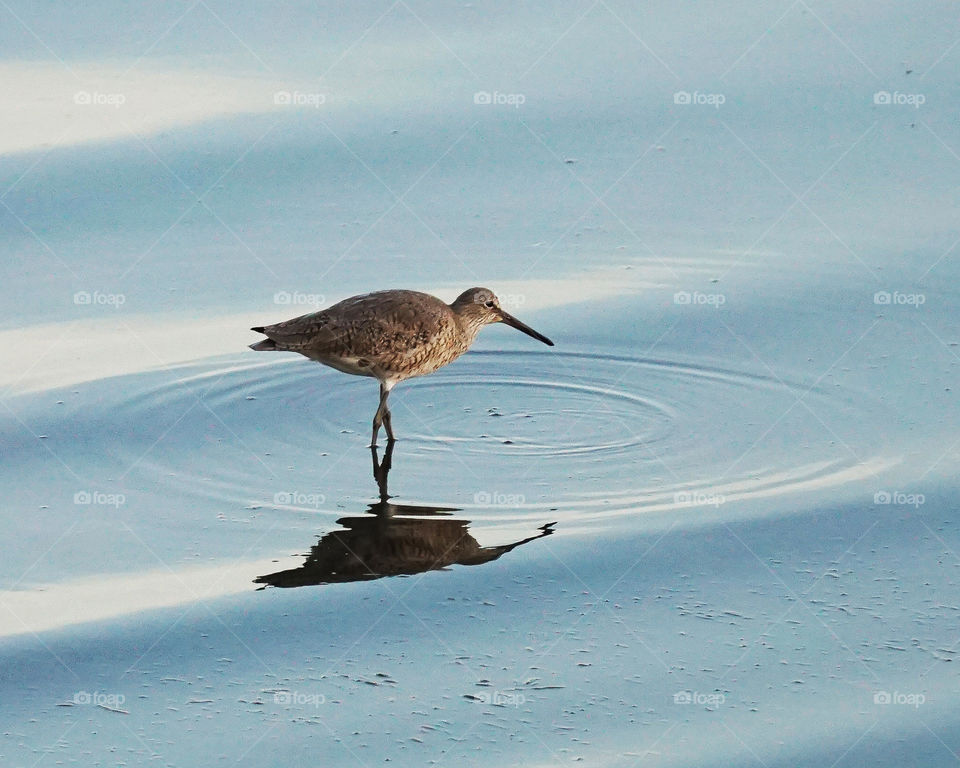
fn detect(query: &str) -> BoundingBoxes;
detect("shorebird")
[250,287,553,445]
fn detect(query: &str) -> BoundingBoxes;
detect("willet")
[250,287,554,445]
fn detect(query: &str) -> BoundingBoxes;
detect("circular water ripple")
[407,375,675,458]
[99,349,892,526]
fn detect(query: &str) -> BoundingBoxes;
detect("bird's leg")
[382,399,395,442]
[371,382,393,447]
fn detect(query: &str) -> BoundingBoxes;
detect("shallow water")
[4,1,960,765]
[1,323,908,585]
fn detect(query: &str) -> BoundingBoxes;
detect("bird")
[249,287,554,445]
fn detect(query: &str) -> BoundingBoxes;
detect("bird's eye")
[484,300,495,308]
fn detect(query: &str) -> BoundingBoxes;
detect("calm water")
[3,2,960,765]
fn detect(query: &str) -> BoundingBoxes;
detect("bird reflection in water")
[255,442,555,588]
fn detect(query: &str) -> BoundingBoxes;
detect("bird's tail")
[249,327,278,351]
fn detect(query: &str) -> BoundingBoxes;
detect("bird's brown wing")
[256,310,340,352]
[259,290,453,358]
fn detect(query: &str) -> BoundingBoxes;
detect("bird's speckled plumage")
[255,290,478,384]
[250,287,553,444]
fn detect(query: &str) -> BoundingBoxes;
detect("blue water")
[2,1,960,765]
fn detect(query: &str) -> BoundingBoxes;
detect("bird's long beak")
[498,309,554,346]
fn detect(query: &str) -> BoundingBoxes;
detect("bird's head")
[451,287,554,346]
